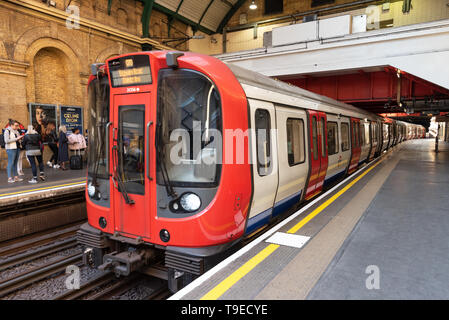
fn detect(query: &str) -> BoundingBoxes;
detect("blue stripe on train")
[245,208,272,235]
[322,170,346,189]
[245,190,302,236]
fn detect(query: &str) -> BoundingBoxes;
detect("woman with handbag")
[4,119,24,183]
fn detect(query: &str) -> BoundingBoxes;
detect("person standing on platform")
[16,121,26,176]
[58,125,69,170]
[4,119,24,183]
[68,127,87,159]
[47,126,59,169]
[22,125,45,184]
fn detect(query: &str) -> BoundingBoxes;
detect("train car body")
[78,51,425,292]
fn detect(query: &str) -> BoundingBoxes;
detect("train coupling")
[98,250,146,277]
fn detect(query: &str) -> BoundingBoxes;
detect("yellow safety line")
[200,244,280,300]
[0,181,86,197]
[200,157,385,300]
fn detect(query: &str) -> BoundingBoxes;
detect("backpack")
[0,129,6,149]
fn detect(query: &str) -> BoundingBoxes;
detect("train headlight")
[88,183,96,197]
[179,193,201,212]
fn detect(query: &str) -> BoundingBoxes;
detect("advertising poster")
[60,105,83,134]
[28,103,58,143]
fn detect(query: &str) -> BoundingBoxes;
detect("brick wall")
[0,0,189,170]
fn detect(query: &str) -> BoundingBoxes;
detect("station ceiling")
[138,0,245,36]
[282,67,449,120]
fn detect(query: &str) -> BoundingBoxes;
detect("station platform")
[0,165,86,206]
[170,138,449,300]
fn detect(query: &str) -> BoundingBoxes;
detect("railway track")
[0,252,83,298]
[0,223,84,258]
[0,236,78,272]
[53,272,170,300]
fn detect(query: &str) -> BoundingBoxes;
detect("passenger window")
[359,123,364,146]
[286,118,305,166]
[354,123,360,148]
[365,123,370,145]
[341,123,350,151]
[327,122,339,156]
[312,117,318,160]
[255,109,272,176]
[320,118,326,156]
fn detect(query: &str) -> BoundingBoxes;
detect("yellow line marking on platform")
[200,244,280,300]
[0,181,86,197]
[201,158,385,300]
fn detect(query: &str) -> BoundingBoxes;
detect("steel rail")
[0,237,78,271]
[0,252,82,298]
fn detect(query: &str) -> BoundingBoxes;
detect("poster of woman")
[28,103,58,143]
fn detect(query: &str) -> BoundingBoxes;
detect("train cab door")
[305,111,328,200]
[348,118,361,174]
[111,93,153,240]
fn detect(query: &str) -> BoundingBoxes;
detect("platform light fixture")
[249,0,257,10]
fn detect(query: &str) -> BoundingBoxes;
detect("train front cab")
[80,52,253,290]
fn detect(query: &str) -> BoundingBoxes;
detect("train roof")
[225,62,383,121]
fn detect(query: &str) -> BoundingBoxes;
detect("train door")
[359,121,370,163]
[273,106,308,217]
[111,93,152,239]
[339,118,351,173]
[304,110,328,200]
[368,121,377,160]
[381,123,389,152]
[245,99,278,234]
[347,118,361,174]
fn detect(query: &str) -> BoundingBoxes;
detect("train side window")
[354,123,360,148]
[327,121,339,155]
[320,118,326,156]
[341,122,350,151]
[255,109,272,176]
[286,118,305,166]
[359,122,364,146]
[365,123,370,145]
[312,117,318,160]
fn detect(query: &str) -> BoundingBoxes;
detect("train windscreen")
[156,68,222,187]
[87,75,110,179]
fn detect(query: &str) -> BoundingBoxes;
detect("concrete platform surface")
[170,139,449,300]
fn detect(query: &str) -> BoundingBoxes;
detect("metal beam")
[168,0,185,36]
[196,0,215,34]
[149,2,215,35]
[217,0,247,34]
[141,0,155,39]
[107,0,113,15]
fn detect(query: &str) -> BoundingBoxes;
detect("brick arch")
[14,26,83,64]
[95,46,121,63]
[24,38,81,106]
[117,8,128,28]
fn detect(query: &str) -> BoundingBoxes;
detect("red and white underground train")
[78,51,425,292]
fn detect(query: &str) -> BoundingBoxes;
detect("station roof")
[138,0,245,35]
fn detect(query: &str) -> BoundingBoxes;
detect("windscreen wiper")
[112,145,134,205]
[155,121,177,199]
